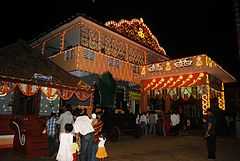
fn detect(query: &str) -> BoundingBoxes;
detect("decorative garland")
[0,81,91,101]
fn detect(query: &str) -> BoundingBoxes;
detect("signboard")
[147,63,164,72]
[174,57,193,68]
[147,57,193,73]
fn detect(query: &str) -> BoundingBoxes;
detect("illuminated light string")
[218,82,225,110]
[187,72,205,87]
[144,73,206,91]
[105,18,166,55]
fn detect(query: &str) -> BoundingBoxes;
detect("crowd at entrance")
[136,110,190,137]
[45,105,107,161]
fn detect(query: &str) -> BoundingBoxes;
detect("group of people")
[45,104,107,161]
[45,105,217,161]
[136,111,182,136]
[136,109,216,160]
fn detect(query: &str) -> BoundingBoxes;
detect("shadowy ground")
[1,135,240,161]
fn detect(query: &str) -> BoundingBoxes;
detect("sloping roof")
[105,18,166,55]
[0,40,91,91]
[30,15,169,61]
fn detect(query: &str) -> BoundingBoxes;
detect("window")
[89,30,99,50]
[45,36,61,56]
[84,49,96,61]
[0,91,14,115]
[80,26,89,47]
[64,26,80,49]
[64,49,74,61]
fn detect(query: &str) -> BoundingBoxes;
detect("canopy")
[0,40,92,101]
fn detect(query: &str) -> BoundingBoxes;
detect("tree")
[97,72,116,109]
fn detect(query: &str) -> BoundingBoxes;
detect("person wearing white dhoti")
[56,124,73,161]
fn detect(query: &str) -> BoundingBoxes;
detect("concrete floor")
[106,135,240,161]
[1,135,240,161]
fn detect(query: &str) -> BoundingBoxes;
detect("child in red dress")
[72,136,79,161]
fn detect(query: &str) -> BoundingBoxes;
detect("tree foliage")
[97,72,116,109]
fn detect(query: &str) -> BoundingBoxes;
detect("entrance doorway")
[12,90,39,115]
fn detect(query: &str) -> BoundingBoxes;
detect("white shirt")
[154,113,158,121]
[136,115,140,124]
[56,111,74,133]
[73,115,94,135]
[140,114,147,124]
[170,114,180,126]
[98,137,106,147]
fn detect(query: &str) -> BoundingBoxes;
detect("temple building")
[30,15,236,117]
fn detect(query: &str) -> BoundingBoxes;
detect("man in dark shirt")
[46,112,57,157]
[205,108,216,160]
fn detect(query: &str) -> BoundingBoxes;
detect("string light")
[105,18,166,55]
[144,72,207,91]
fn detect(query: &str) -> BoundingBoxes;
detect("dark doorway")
[13,89,39,115]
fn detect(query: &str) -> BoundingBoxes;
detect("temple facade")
[30,16,236,116]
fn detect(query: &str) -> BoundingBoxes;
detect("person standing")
[91,113,104,161]
[205,109,217,160]
[73,110,95,161]
[140,113,148,135]
[149,112,157,135]
[170,111,180,136]
[72,137,80,161]
[46,112,57,157]
[96,135,108,161]
[56,124,74,161]
[165,114,171,136]
[56,104,74,133]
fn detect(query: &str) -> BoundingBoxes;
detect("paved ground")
[1,134,240,161]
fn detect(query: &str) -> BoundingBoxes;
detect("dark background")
[0,0,239,79]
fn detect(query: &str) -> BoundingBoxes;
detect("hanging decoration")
[167,88,178,100]
[46,94,58,101]
[181,87,192,100]
[18,83,39,96]
[0,81,16,96]
[58,89,74,100]
[75,90,91,101]
[41,87,58,100]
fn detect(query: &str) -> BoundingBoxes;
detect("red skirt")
[73,152,78,161]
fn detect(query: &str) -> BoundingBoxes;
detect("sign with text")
[174,57,193,68]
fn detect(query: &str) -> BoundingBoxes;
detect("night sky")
[0,0,239,79]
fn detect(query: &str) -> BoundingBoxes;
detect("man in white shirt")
[170,112,180,136]
[73,109,94,161]
[140,113,148,135]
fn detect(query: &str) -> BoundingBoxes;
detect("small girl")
[96,135,108,161]
[72,136,79,161]
[56,123,73,161]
